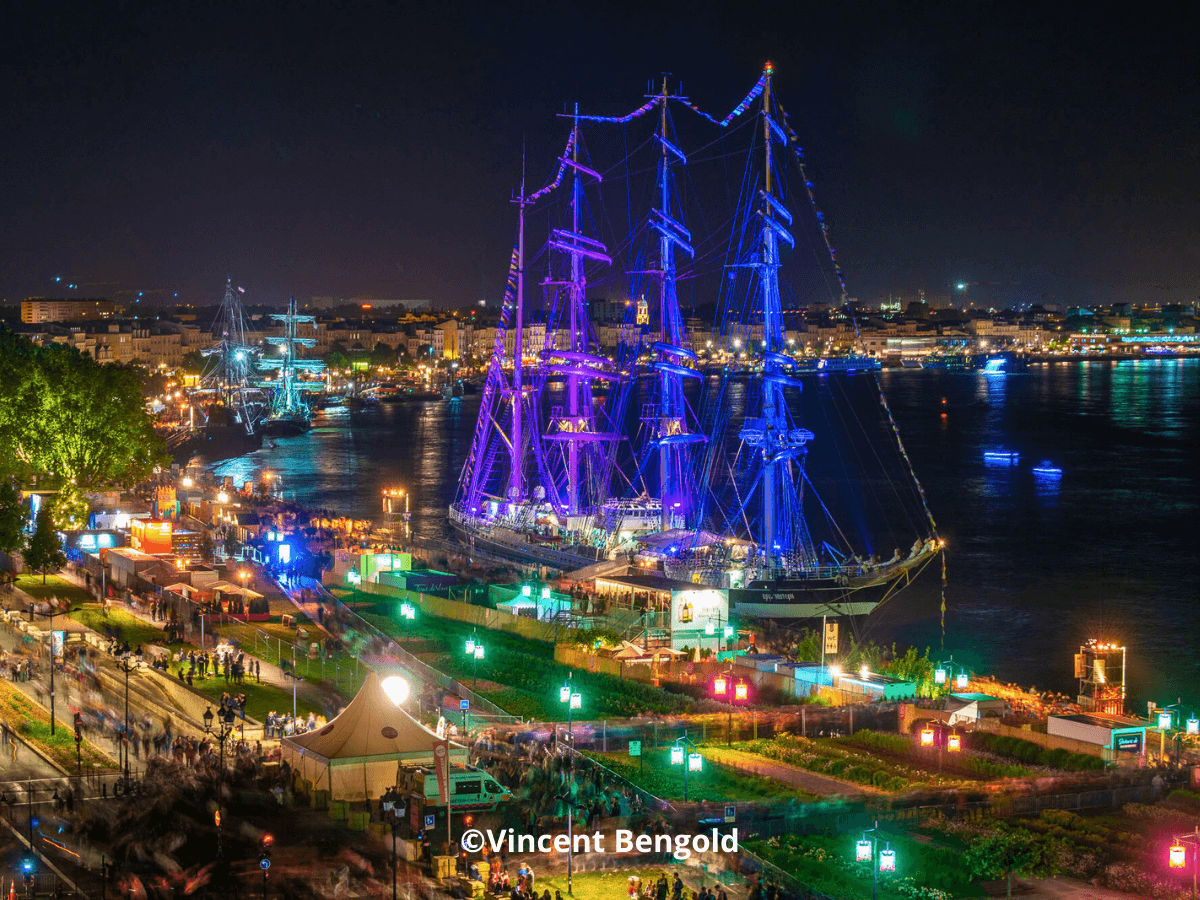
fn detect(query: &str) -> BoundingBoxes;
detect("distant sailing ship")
[451,65,943,619]
[168,278,265,463]
[257,298,323,436]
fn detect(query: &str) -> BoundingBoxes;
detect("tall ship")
[257,297,323,436]
[167,278,265,463]
[451,66,943,619]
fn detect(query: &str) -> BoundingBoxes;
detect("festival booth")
[281,671,466,801]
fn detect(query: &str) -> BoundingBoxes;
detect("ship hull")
[449,508,602,571]
[262,416,311,437]
[170,423,262,465]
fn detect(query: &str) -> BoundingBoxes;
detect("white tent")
[281,671,466,800]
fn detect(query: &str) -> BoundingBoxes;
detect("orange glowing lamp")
[713,676,728,697]
[734,681,749,702]
[919,728,935,747]
[1170,845,1187,869]
[947,734,962,752]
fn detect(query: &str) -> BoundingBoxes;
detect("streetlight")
[559,672,581,745]
[283,671,303,723]
[382,787,406,900]
[1169,826,1200,900]
[465,630,485,690]
[713,670,749,745]
[857,820,896,900]
[669,733,702,802]
[203,705,237,857]
[116,650,143,783]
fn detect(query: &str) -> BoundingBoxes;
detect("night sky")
[2,1,1197,309]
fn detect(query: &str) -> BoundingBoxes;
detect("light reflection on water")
[211,359,1200,706]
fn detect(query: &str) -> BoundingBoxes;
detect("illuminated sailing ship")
[452,66,943,618]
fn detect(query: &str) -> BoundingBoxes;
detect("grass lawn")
[0,681,116,771]
[745,830,978,899]
[179,671,321,720]
[585,749,813,803]
[356,594,694,721]
[68,603,172,648]
[535,869,686,900]
[212,618,365,701]
[16,573,93,608]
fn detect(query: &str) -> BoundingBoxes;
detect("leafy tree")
[0,336,167,488]
[51,483,91,531]
[0,480,27,558]
[964,829,1041,899]
[369,342,396,367]
[181,350,207,374]
[25,502,66,585]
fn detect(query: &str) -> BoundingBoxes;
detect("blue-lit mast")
[649,75,703,527]
[737,63,814,569]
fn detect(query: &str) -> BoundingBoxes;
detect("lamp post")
[202,705,237,858]
[382,786,406,900]
[283,670,303,723]
[669,733,702,802]
[466,632,484,690]
[116,650,143,782]
[1169,826,1200,900]
[858,820,896,900]
[713,669,749,745]
[559,672,581,745]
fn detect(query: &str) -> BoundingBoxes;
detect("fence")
[312,580,521,723]
[353,580,566,644]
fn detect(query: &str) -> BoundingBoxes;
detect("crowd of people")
[264,709,323,738]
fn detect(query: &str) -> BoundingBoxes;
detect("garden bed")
[584,749,814,803]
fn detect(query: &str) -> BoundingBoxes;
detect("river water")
[211,358,1200,709]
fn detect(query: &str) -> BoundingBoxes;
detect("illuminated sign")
[670,746,684,765]
[856,840,872,862]
[734,682,749,702]
[687,752,703,772]
[713,676,728,697]
[1114,732,1143,752]
[1170,845,1187,868]
[879,849,896,872]
[919,728,935,747]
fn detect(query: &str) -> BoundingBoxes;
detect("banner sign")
[433,740,450,805]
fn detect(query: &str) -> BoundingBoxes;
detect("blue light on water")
[982,357,1007,376]
[1032,461,1063,478]
[983,450,1019,465]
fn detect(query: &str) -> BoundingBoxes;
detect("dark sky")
[2,1,1197,309]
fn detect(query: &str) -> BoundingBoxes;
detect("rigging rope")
[776,98,948,644]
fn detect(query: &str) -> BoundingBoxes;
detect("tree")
[368,342,396,367]
[0,336,168,488]
[25,502,65,585]
[181,350,207,374]
[0,480,27,559]
[964,829,1041,899]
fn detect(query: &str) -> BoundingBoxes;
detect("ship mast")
[509,156,527,502]
[650,75,701,528]
[737,62,813,571]
[541,104,618,518]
